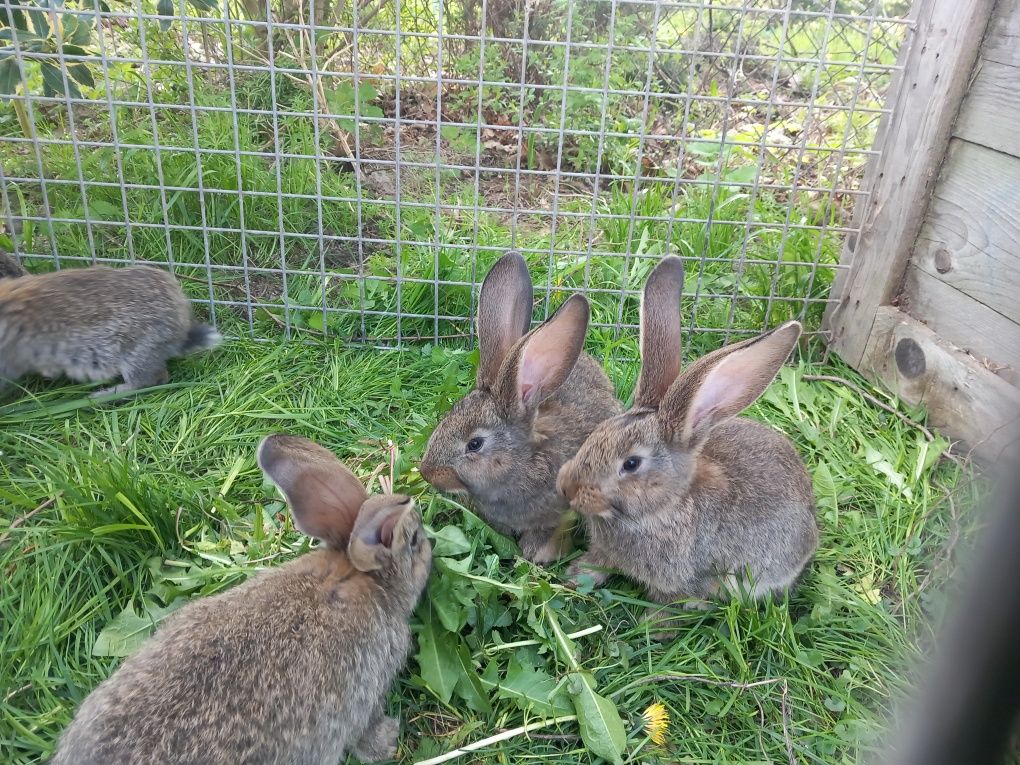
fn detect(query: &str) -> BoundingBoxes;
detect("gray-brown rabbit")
[0,250,26,278]
[557,256,817,617]
[0,262,219,398]
[419,251,622,564]
[50,434,432,765]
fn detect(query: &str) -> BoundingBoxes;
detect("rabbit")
[50,434,432,765]
[0,250,26,278]
[419,251,622,564]
[0,263,220,399]
[557,255,818,622]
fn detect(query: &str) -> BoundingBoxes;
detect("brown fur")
[50,435,432,765]
[0,251,27,278]
[420,252,621,563]
[557,257,817,614]
[0,264,219,398]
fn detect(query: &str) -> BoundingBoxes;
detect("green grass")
[0,337,982,764]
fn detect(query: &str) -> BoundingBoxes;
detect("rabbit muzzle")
[557,471,613,518]
[419,462,467,494]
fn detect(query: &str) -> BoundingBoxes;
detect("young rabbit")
[50,434,432,765]
[419,251,622,564]
[557,256,817,617]
[0,263,219,398]
[0,250,26,278]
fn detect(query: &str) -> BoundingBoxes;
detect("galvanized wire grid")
[0,0,913,348]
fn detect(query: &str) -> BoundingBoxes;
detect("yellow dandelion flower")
[642,701,670,745]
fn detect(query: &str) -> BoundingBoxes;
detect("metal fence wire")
[0,0,913,350]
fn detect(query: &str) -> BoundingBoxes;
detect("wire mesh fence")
[0,0,912,352]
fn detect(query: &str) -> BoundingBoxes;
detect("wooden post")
[824,0,997,366]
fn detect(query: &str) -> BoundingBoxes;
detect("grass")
[0,7,976,762]
[0,336,983,764]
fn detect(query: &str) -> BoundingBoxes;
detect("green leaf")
[428,575,468,633]
[40,62,65,98]
[358,82,378,102]
[63,13,94,47]
[28,7,49,38]
[0,56,20,98]
[415,616,460,704]
[813,461,837,514]
[188,0,221,11]
[497,657,573,717]
[428,524,471,557]
[544,605,578,671]
[307,312,324,332]
[67,62,93,88]
[566,672,627,765]
[92,600,179,657]
[157,0,174,31]
[87,199,122,220]
[7,7,29,32]
[454,641,492,714]
[325,82,355,115]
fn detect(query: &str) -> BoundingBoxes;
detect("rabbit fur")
[419,251,621,564]
[0,262,219,398]
[557,256,818,613]
[0,250,26,278]
[50,434,432,765]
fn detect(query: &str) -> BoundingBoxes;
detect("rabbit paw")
[353,714,399,763]
[566,557,610,588]
[519,529,570,566]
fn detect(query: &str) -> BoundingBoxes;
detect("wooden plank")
[981,0,1020,68]
[824,0,996,367]
[862,306,1020,463]
[911,140,1020,324]
[901,263,1020,385]
[954,59,1020,157]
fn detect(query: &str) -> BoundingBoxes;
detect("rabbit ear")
[348,497,415,572]
[660,321,802,446]
[257,435,368,549]
[476,251,534,390]
[633,256,685,408]
[494,293,590,414]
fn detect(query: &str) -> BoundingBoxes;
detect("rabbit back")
[0,265,199,384]
[50,551,412,765]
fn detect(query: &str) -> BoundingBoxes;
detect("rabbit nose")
[421,464,466,492]
[557,471,578,502]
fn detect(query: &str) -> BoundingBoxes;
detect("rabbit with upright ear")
[419,251,622,564]
[50,434,432,765]
[557,256,817,617]
[0,263,219,398]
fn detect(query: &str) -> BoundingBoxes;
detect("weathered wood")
[901,263,1020,385]
[862,306,1020,463]
[825,0,996,366]
[912,139,1020,324]
[981,0,1020,68]
[954,59,1020,157]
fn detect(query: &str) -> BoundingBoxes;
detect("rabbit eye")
[622,456,642,473]
[465,436,485,453]
[409,528,421,548]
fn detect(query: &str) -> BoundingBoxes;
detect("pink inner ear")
[518,354,543,405]
[379,512,399,546]
[687,354,750,432]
